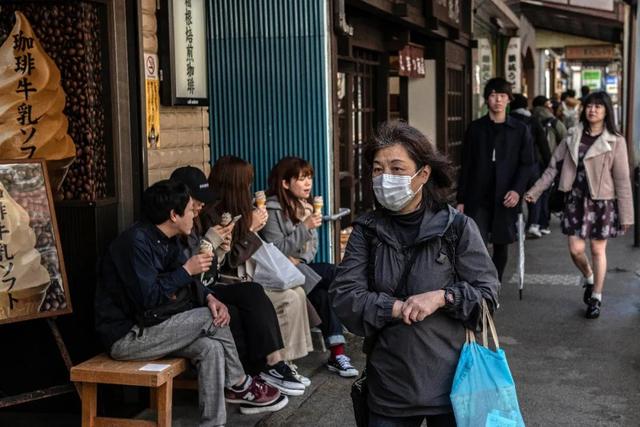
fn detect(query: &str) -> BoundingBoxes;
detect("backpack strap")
[439,211,466,275]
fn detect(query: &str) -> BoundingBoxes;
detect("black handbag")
[548,160,565,213]
[137,285,194,328]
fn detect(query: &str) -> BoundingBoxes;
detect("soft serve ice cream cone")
[220,212,232,227]
[0,182,51,320]
[0,12,75,191]
[254,191,266,209]
[313,196,323,215]
[199,239,213,256]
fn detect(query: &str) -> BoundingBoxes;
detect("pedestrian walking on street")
[330,121,500,427]
[525,91,634,319]
[456,78,535,282]
[509,94,551,239]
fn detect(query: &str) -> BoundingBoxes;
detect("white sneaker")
[527,225,542,239]
[540,228,551,235]
[286,362,311,387]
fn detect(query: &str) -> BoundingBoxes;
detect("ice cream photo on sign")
[0,180,50,321]
[0,11,76,192]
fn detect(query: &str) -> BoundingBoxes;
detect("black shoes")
[582,283,594,305]
[585,298,601,319]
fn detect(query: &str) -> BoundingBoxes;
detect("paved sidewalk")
[168,216,640,426]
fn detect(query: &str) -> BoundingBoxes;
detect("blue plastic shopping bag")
[450,305,525,427]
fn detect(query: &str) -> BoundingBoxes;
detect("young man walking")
[456,78,535,281]
[95,180,287,426]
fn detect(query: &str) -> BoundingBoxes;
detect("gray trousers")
[110,307,245,427]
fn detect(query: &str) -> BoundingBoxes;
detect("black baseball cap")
[170,166,218,204]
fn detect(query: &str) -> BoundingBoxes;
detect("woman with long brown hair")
[525,91,634,319]
[261,157,358,378]
[204,155,314,395]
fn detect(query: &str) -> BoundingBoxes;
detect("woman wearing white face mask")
[330,121,500,427]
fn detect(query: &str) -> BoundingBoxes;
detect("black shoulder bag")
[350,212,464,427]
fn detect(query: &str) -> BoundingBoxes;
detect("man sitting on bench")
[95,179,287,426]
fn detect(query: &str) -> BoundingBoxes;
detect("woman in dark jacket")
[330,121,500,427]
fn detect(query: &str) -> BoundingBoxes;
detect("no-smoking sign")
[144,53,158,80]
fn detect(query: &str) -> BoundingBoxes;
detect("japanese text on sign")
[12,30,38,158]
[504,37,521,94]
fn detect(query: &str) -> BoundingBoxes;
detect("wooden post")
[80,383,97,427]
[156,380,173,427]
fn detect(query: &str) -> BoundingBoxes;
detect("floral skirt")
[561,193,619,240]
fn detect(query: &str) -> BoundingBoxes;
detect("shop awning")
[518,0,624,43]
[483,0,521,31]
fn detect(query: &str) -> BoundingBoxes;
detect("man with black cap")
[170,166,309,397]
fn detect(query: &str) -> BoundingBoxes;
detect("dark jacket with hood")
[330,205,500,416]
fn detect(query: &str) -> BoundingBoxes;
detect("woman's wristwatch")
[444,288,456,307]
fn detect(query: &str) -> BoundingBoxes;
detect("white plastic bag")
[252,241,305,290]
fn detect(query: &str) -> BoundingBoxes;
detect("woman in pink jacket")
[525,91,633,319]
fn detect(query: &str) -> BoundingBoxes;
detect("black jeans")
[368,411,456,427]
[210,281,284,374]
[307,262,346,347]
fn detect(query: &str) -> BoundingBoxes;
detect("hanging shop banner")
[398,45,425,78]
[565,45,615,61]
[582,69,602,90]
[504,37,521,94]
[478,38,493,90]
[158,0,208,106]
[0,160,71,325]
[144,53,160,149]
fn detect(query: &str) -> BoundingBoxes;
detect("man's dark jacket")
[510,111,551,166]
[457,114,535,244]
[95,222,200,351]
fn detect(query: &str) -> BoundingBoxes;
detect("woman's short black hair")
[142,179,191,225]
[364,120,453,210]
[483,77,513,100]
[579,91,619,136]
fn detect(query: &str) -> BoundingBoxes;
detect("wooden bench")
[70,354,187,427]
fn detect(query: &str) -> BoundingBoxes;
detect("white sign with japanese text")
[505,37,521,94]
[171,0,208,101]
[478,38,493,89]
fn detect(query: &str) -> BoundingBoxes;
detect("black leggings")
[210,282,284,374]
[492,243,509,283]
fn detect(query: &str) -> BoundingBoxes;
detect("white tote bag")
[251,241,305,290]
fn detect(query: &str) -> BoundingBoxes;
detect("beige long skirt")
[264,286,313,361]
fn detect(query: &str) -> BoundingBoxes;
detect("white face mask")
[372,168,424,211]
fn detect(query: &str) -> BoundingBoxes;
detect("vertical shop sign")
[505,37,521,93]
[478,38,493,89]
[158,0,208,106]
[144,53,160,149]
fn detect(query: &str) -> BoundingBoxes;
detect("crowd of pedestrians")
[92,76,633,427]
